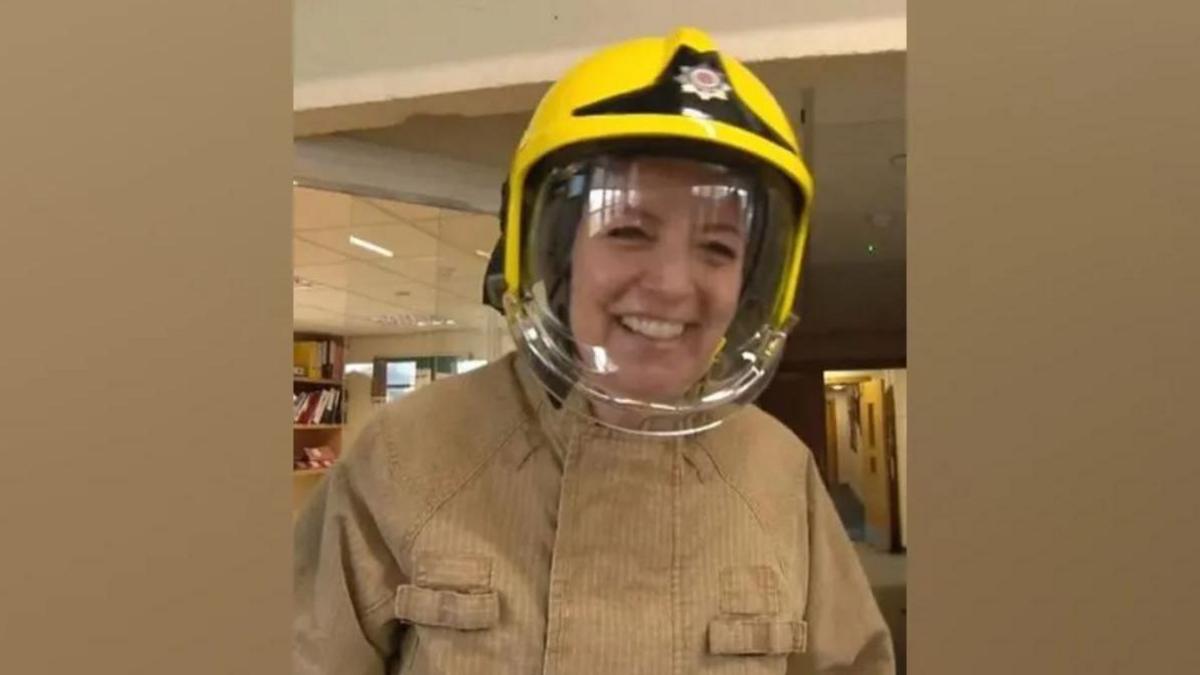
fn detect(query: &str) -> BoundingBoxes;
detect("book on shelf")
[294,444,337,470]
[293,338,345,380]
[292,387,343,425]
[323,388,341,424]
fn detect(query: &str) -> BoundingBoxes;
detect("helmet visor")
[512,151,801,432]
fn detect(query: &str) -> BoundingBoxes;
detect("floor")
[833,480,907,674]
[830,482,867,541]
[855,541,907,674]
[855,542,907,589]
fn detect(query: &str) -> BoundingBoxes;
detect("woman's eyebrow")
[589,202,663,226]
[583,203,662,237]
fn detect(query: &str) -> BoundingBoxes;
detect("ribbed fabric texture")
[293,354,894,675]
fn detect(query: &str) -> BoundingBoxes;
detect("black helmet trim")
[572,45,797,155]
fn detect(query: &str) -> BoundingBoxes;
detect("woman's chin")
[583,347,707,402]
[607,372,694,403]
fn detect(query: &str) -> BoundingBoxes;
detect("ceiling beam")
[294,136,503,215]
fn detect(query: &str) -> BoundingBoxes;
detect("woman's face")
[568,157,748,403]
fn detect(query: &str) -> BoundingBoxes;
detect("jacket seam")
[695,438,791,580]
[800,454,816,624]
[327,448,404,626]
[362,592,394,620]
[397,415,529,557]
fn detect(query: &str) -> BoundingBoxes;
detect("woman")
[294,27,895,675]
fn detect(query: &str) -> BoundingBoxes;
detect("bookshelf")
[294,376,344,386]
[292,332,346,494]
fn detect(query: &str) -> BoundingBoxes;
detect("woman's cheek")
[709,268,743,325]
[573,272,612,345]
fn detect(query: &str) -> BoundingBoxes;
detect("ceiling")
[292,187,500,336]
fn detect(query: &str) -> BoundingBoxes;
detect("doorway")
[823,369,906,553]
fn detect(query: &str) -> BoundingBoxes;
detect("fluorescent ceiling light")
[474,249,491,259]
[370,313,456,329]
[349,235,394,258]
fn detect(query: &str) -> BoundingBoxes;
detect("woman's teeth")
[619,315,685,340]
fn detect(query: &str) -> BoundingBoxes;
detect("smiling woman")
[295,26,894,675]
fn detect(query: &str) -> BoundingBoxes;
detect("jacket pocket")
[719,565,781,615]
[707,617,807,655]
[414,552,492,592]
[711,565,805,656]
[393,553,499,631]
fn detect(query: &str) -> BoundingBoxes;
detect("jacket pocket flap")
[414,553,492,592]
[719,565,781,614]
[708,618,807,655]
[393,584,499,630]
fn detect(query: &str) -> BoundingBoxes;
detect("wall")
[1,0,292,668]
[784,260,907,368]
[295,0,906,112]
[756,368,829,479]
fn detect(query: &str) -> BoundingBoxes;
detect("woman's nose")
[640,238,695,298]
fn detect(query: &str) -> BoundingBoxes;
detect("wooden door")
[824,397,839,483]
[859,377,894,551]
[883,383,903,552]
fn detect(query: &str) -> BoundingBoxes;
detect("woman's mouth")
[617,315,687,340]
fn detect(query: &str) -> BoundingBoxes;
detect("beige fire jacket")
[294,353,894,674]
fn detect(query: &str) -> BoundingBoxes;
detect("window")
[372,356,486,402]
[456,359,487,374]
[385,360,419,402]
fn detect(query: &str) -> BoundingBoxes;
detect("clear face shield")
[506,150,803,435]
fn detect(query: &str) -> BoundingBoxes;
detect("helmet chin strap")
[711,336,727,362]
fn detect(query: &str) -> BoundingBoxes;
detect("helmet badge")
[674,65,732,101]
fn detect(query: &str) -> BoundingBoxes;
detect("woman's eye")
[606,225,651,241]
[701,241,739,261]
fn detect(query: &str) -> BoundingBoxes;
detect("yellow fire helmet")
[486,26,814,436]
